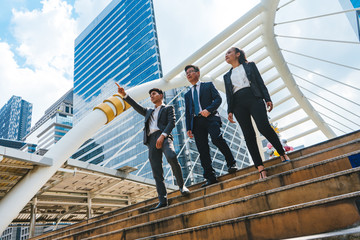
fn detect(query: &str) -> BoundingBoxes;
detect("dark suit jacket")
[123,95,175,145]
[184,82,222,131]
[223,61,272,114]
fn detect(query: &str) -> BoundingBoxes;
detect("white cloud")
[0,0,76,125]
[0,40,72,126]
[0,0,113,126]
[11,0,75,74]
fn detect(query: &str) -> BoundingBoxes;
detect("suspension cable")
[299,86,360,119]
[277,0,296,11]
[308,98,360,128]
[288,62,360,91]
[184,154,201,185]
[313,106,356,131]
[276,35,360,45]
[275,7,360,25]
[284,50,360,72]
[327,123,347,134]
[135,159,149,176]
[294,74,360,107]
[217,120,231,175]
[166,87,188,105]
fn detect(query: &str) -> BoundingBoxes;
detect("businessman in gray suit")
[116,83,189,210]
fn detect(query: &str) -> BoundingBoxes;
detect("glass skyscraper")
[73,0,163,180]
[0,96,32,141]
[23,89,73,155]
[350,0,360,40]
[339,0,360,40]
[73,0,162,121]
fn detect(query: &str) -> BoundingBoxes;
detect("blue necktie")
[193,86,200,115]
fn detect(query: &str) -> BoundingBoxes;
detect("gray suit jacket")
[123,95,175,144]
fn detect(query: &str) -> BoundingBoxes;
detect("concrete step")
[31,132,360,240]
[169,147,359,207]
[293,130,360,157]
[136,191,360,240]
[67,168,360,240]
[284,225,360,239]
[37,150,360,240]
[217,137,360,188]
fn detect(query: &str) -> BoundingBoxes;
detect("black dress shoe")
[228,164,238,174]
[149,202,168,211]
[200,179,218,188]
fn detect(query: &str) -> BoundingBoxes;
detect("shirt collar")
[154,103,165,109]
[234,64,243,71]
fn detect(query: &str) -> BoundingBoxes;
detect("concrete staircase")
[31,130,360,240]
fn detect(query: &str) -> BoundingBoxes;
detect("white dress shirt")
[191,81,203,112]
[124,93,167,137]
[148,104,167,137]
[231,64,250,93]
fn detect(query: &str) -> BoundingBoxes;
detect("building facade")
[0,96,32,141]
[72,0,163,181]
[1,225,50,240]
[338,0,360,40]
[23,89,73,155]
[73,0,162,121]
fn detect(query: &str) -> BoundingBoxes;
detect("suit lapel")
[157,105,165,125]
[187,89,194,114]
[225,70,232,87]
[145,109,154,123]
[242,62,252,79]
[199,82,203,105]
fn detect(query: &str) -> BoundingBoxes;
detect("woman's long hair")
[234,47,248,64]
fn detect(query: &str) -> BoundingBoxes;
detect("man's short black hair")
[148,88,164,96]
[184,65,200,73]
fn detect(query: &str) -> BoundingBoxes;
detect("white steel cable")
[276,35,360,45]
[275,7,360,25]
[283,50,360,71]
[288,62,360,91]
[308,99,360,128]
[299,86,360,119]
[294,74,360,107]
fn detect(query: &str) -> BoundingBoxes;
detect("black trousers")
[232,87,285,168]
[147,131,184,203]
[193,116,235,181]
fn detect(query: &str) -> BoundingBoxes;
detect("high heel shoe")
[259,169,267,179]
[280,154,290,162]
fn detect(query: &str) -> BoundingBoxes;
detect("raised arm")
[115,82,147,116]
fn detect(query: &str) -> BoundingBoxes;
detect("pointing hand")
[115,82,126,97]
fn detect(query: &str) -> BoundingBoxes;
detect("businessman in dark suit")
[184,65,238,188]
[116,83,189,210]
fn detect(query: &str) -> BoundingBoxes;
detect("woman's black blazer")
[223,61,272,114]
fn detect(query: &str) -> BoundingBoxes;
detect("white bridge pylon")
[2,0,352,232]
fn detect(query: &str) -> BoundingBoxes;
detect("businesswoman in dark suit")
[223,47,290,179]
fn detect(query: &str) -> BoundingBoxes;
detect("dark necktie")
[193,85,200,115]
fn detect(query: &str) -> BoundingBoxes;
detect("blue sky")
[0,0,359,148]
[0,0,254,124]
[0,0,112,122]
